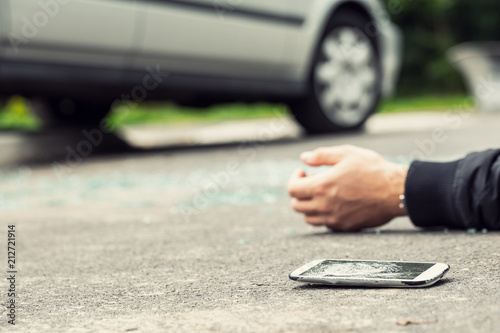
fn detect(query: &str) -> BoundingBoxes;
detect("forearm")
[405,150,500,230]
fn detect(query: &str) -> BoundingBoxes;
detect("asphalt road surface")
[1,111,499,332]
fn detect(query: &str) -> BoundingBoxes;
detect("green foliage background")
[383,0,500,96]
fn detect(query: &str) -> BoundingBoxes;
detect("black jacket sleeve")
[405,149,500,230]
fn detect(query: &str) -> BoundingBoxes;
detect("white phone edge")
[289,259,450,288]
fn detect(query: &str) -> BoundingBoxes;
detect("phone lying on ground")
[289,259,450,288]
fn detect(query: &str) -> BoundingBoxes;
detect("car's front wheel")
[290,9,381,134]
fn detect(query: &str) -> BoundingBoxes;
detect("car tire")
[289,9,382,134]
[44,99,111,128]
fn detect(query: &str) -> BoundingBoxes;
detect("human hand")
[287,145,408,231]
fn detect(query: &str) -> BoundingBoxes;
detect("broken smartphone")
[289,259,450,288]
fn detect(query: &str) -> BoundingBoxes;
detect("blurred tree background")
[383,0,500,96]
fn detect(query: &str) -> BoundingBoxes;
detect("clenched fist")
[288,145,408,231]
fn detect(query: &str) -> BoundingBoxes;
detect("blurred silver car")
[0,0,401,133]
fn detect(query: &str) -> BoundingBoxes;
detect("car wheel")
[44,99,111,128]
[290,9,381,134]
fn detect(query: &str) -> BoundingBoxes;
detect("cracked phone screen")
[300,260,435,280]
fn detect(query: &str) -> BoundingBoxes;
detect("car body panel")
[4,0,139,68]
[0,0,401,101]
[0,1,12,53]
[134,0,298,80]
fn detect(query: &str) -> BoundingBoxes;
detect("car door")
[135,0,301,80]
[4,0,139,69]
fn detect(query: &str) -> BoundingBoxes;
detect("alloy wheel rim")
[313,26,378,127]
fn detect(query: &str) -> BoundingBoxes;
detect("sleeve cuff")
[405,160,460,228]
